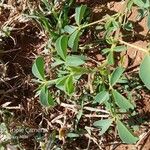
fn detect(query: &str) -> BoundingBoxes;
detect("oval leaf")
[64,25,78,34]
[55,35,68,60]
[51,58,64,68]
[94,91,109,104]
[112,90,134,110]
[66,55,85,66]
[67,133,79,138]
[139,55,150,90]
[75,5,87,26]
[133,0,150,8]
[116,120,139,144]
[113,46,127,52]
[69,66,89,75]
[93,119,113,135]
[65,75,74,95]
[147,14,150,30]
[68,30,80,52]
[56,76,68,91]
[39,86,54,107]
[32,56,45,80]
[107,51,114,65]
[110,67,125,86]
[102,48,110,55]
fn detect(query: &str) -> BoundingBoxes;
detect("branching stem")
[81,14,119,29]
[119,39,148,53]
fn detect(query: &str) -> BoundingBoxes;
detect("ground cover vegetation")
[0,0,150,149]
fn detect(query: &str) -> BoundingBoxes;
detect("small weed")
[1,0,150,149]
[31,0,150,145]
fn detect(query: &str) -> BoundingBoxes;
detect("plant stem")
[114,0,129,40]
[119,39,148,53]
[81,14,118,29]
[109,0,131,64]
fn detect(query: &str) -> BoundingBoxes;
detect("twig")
[0,4,14,9]
[61,102,110,113]
[0,48,20,53]
[114,0,129,40]
[87,73,94,94]
[51,114,64,123]
[84,133,103,150]
[87,57,101,65]
[84,106,109,114]
[136,130,150,147]
[1,105,21,110]
[60,102,78,113]
[60,102,76,109]
[84,114,109,118]
[81,14,118,29]
[119,39,148,53]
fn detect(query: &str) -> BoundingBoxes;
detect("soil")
[0,0,150,150]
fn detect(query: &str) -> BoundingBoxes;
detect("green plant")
[133,0,150,30]
[32,0,150,144]
[28,0,75,44]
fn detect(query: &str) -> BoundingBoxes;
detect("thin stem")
[114,0,129,40]
[83,106,109,114]
[87,57,101,65]
[84,114,109,118]
[81,14,118,29]
[119,39,148,53]
[109,0,130,52]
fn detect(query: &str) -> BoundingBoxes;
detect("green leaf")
[112,20,119,30]
[46,79,58,87]
[139,55,150,90]
[105,19,119,32]
[68,30,80,52]
[0,145,5,150]
[137,9,147,21]
[76,100,84,123]
[68,66,89,75]
[66,55,85,66]
[107,51,114,65]
[123,21,133,31]
[104,101,112,111]
[51,58,64,68]
[39,85,54,107]
[65,75,74,95]
[64,25,78,34]
[0,123,11,141]
[93,119,113,135]
[114,46,127,52]
[56,76,68,91]
[133,0,150,8]
[67,133,79,138]
[110,67,125,86]
[85,126,92,135]
[94,91,109,104]
[116,120,139,144]
[147,14,150,30]
[112,90,134,110]
[102,48,111,54]
[32,56,45,80]
[35,12,52,33]
[127,0,134,10]
[75,5,87,26]
[134,0,143,7]
[76,109,83,122]
[55,35,68,60]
